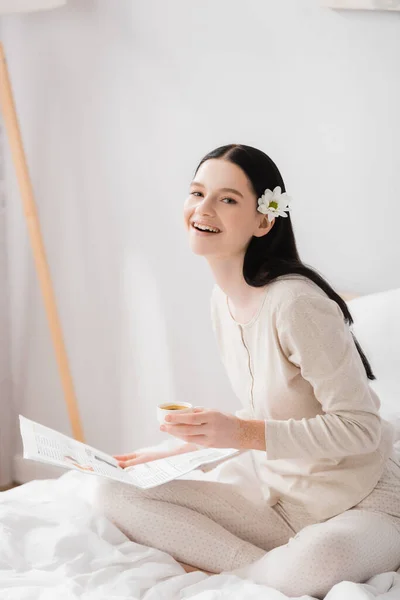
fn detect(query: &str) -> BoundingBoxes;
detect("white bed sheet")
[2,439,400,600]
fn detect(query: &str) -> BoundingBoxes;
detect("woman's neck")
[206,253,263,310]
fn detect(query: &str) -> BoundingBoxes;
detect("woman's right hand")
[114,449,174,468]
[114,442,198,468]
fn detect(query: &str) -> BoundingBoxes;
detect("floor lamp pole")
[0,42,85,443]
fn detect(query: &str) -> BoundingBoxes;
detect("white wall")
[1,0,399,475]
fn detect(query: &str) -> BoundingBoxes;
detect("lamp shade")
[0,0,66,14]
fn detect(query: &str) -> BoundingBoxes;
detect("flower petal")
[272,186,281,197]
[262,189,273,203]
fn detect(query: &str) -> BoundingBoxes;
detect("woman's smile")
[191,222,222,236]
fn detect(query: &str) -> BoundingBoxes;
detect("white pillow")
[347,288,400,422]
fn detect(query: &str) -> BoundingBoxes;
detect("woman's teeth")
[192,223,220,233]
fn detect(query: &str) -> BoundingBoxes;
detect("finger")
[113,453,137,460]
[123,457,147,467]
[179,435,209,445]
[165,411,210,425]
[161,424,206,436]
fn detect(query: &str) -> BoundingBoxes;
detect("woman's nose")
[198,195,214,212]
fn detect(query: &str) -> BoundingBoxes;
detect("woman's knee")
[301,527,356,575]
[92,479,118,514]
[288,523,355,576]
[264,524,361,598]
[274,515,396,597]
[92,479,142,515]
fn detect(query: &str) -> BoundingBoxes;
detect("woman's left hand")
[160,407,243,449]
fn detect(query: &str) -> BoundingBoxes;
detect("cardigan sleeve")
[236,408,253,420]
[265,293,382,460]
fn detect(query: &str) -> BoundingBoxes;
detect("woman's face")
[183,158,272,258]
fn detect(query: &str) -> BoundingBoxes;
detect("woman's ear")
[253,215,274,237]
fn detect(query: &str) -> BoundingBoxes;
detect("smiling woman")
[182,144,374,380]
[95,143,400,599]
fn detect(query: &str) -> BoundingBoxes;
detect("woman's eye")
[190,192,236,204]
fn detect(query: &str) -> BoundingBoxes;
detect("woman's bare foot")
[179,561,213,576]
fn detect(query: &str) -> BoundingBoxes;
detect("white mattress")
[1,443,400,599]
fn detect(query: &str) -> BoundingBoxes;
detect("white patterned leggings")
[94,456,400,599]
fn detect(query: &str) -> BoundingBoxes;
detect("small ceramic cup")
[157,402,193,425]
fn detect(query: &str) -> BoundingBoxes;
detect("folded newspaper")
[19,415,241,489]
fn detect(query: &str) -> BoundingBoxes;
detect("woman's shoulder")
[267,275,344,324]
[266,274,326,303]
[211,276,328,307]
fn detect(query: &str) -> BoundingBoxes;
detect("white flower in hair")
[257,186,292,222]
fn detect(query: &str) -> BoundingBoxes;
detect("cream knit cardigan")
[210,275,395,520]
